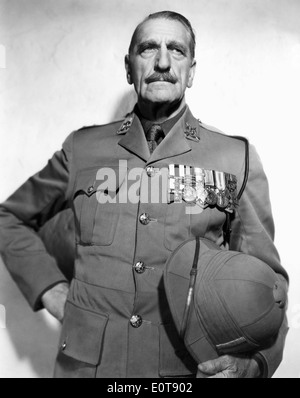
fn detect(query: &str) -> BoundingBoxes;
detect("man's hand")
[197,355,261,378]
[41,282,69,323]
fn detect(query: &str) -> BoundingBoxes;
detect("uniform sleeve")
[230,144,289,377]
[0,133,74,311]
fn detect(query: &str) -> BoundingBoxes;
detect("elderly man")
[0,11,288,378]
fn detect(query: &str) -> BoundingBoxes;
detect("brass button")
[87,186,94,194]
[130,315,143,328]
[139,213,150,225]
[134,261,146,274]
[146,166,155,177]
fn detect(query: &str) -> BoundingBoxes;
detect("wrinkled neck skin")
[136,96,186,123]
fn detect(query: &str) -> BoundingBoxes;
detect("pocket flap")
[74,166,128,198]
[59,302,109,366]
[74,171,98,198]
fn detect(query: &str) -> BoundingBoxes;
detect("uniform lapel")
[117,106,200,164]
[117,114,150,162]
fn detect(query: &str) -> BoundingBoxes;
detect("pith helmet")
[164,237,287,363]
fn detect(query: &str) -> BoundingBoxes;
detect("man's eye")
[141,46,157,54]
[171,48,184,55]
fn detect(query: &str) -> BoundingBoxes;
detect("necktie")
[146,124,165,154]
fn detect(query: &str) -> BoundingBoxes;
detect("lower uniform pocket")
[54,351,98,378]
[58,301,109,366]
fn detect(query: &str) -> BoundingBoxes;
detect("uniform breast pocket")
[73,166,127,246]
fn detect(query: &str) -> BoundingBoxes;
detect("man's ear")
[125,55,132,85]
[187,59,197,89]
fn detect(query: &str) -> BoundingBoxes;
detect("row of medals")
[168,165,238,211]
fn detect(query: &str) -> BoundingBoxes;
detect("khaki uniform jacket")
[0,107,288,378]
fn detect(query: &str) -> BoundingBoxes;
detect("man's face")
[125,18,196,106]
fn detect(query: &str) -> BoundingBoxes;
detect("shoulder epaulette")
[198,120,228,136]
[77,119,124,133]
[77,124,102,132]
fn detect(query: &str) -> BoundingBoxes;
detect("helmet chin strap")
[180,236,200,339]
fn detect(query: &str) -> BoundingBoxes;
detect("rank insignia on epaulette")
[117,116,133,135]
[184,123,200,142]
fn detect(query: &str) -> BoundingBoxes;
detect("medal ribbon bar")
[168,164,238,211]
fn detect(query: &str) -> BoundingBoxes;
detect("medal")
[204,170,214,186]
[167,164,239,210]
[206,188,217,206]
[174,176,182,203]
[226,175,237,193]
[183,186,197,203]
[194,167,206,208]
[204,170,216,206]
[196,184,207,207]
[183,168,197,203]
[215,171,226,191]
[217,191,230,209]
[214,171,229,209]
[168,165,175,190]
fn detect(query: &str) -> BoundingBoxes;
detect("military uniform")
[0,107,288,378]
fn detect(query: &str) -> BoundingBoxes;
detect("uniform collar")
[135,105,187,137]
[117,105,200,164]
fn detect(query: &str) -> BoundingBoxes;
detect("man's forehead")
[134,18,191,46]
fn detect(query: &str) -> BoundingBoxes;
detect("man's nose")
[155,48,171,71]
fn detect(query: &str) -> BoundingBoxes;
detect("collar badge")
[184,123,200,142]
[117,116,133,135]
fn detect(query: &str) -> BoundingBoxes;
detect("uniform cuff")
[34,279,69,311]
[4,252,69,312]
[252,352,268,378]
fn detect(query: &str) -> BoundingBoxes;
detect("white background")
[0,0,299,378]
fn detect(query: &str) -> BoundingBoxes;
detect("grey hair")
[128,11,196,59]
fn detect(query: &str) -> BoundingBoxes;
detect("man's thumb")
[198,358,223,375]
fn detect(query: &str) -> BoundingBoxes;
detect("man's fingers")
[208,371,229,379]
[198,356,258,378]
[196,369,208,378]
[198,357,229,375]
[196,369,228,378]
[41,282,69,322]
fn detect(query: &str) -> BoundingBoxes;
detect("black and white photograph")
[0,0,299,379]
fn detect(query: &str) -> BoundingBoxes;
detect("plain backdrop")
[0,0,299,378]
